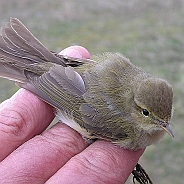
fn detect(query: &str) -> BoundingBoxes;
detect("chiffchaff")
[0,17,174,184]
[0,18,173,151]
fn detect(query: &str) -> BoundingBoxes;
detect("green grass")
[0,0,184,183]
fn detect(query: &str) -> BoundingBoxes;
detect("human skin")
[0,46,144,184]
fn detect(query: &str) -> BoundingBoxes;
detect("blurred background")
[0,0,184,183]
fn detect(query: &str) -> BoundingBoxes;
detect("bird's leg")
[132,163,153,184]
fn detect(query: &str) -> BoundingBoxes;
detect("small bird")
[0,18,173,149]
[0,18,173,183]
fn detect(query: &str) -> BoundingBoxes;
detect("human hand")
[0,46,144,184]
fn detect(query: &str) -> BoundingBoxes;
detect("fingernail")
[59,48,82,58]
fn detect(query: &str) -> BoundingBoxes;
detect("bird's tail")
[0,18,65,82]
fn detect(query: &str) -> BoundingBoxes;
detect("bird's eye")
[142,109,149,116]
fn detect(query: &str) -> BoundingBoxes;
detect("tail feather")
[0,18,65,67]
[0,18,67,82]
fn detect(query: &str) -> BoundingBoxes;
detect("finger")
[0,123,88,183]
[59,45,90,59]
[46,140,144,184]
[0,89,54,161]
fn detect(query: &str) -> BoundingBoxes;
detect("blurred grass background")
[0,0,184,183]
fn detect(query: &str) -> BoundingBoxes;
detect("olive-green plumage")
[0,18,173,150]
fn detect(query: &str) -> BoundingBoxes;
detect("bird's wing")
[17,65,86,115]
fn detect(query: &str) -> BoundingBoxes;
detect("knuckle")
[0,105,29,138]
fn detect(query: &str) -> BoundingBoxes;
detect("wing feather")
[18,65,86,114]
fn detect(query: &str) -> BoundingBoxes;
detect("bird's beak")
[161,124,174,137]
